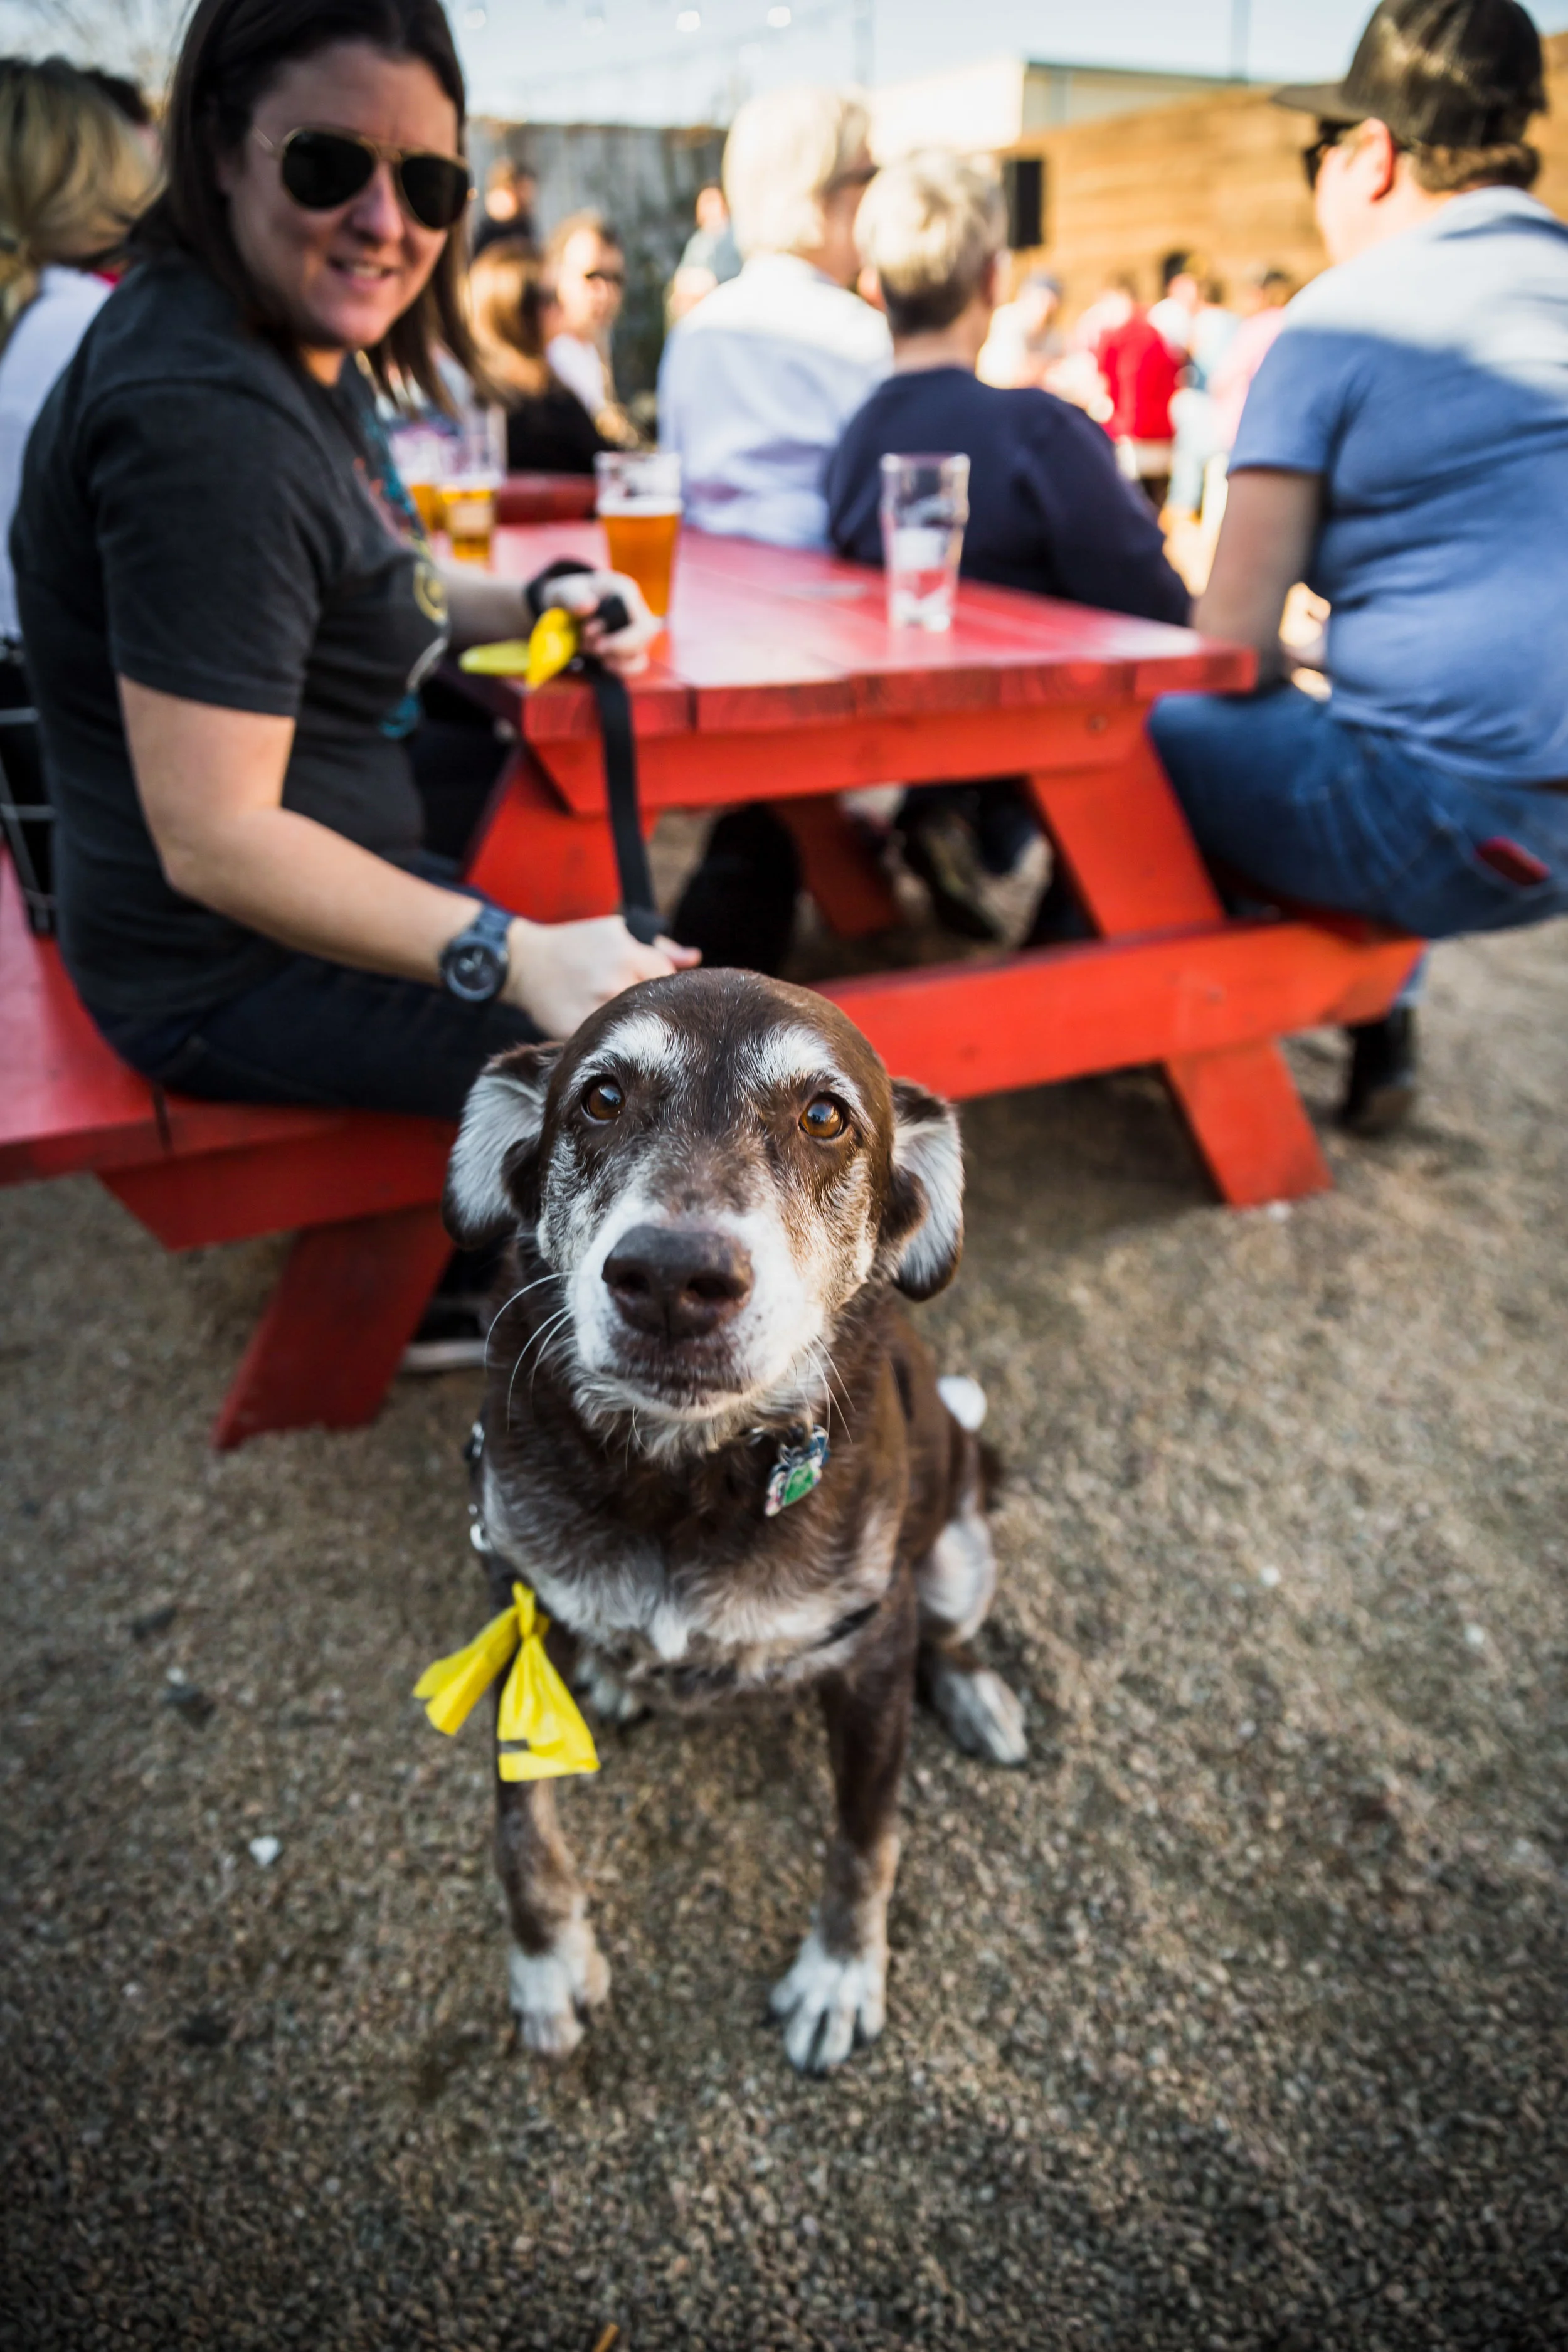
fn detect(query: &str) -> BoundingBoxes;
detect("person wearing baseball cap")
[1148,0,1568,1135]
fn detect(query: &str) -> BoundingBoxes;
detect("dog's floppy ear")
[443,1042,563,1247]
[879,1078,964,1300]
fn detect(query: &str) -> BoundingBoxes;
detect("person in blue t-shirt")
[1151,0,1568,1135]
[826,150,1189,936]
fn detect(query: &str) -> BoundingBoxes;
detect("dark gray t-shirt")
[13,255,450,1020]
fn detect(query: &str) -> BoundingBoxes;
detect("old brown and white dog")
[442,967,1025,2073]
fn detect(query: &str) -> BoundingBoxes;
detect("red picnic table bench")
[0,522,1420,1450]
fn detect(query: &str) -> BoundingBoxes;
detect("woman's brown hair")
[137,0,479,404]
[467,234,551,401]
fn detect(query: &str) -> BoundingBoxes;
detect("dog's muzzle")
[603,1222,754,1344]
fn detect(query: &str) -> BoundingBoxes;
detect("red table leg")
[1030,737,1335,1204]
[775,797,900,938]
[464,745,623,919]
[211,1203,453,1449]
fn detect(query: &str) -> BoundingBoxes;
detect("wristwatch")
[439,903,512,1003]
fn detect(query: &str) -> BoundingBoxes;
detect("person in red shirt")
[1097,296,1181,511]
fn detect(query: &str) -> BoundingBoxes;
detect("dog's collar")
[470,1415,830,1517]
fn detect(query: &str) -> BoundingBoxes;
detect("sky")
[4,0,1565,120]
[452,0,1568,126]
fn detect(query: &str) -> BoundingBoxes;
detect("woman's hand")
[546,569,662,675]
[502,911,698,1037]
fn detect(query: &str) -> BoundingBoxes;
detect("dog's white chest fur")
[480,1461,898,1697]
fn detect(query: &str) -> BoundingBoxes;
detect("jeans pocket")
[1387,806,1559,937]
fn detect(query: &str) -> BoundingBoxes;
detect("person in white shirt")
[0,58,157,642]
[541,209,624,426]
[657,83,890,548]
[1147,249,1202,356]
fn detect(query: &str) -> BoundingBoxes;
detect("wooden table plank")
[494,524,1252,748]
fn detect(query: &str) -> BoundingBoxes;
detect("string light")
[766,4,792,24]
[676,6,701,25]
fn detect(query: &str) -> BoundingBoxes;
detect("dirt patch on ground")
[3,924,1565,2350]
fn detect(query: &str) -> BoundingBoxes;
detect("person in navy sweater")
[826,152,1189,935]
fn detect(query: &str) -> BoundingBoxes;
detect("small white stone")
[248,1835,281,1868]
[1463,1623,1486,1650]
[1258,1564,1281,1589]
[1266,1200,1291,1221]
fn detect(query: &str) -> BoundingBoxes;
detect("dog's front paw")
[507,1916,610,2058]
[770,1927,886,2074]
[574,1654,647,1728]
[927,1655,1027,1766]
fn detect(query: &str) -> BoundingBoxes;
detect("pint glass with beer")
[595,450,682,619]
[440,403,506,566]
[441,480,496,564]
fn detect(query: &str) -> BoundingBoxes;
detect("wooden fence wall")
[1007,29,1568,312]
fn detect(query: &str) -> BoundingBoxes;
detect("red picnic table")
[467,521,1420,1209]
[0,524,1419,1451]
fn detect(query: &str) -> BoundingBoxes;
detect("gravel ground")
[3,921,1566,2352]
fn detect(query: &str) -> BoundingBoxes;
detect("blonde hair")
[854,150,1006,338]
[467,235,550,400]
[0,57,158,354]
[722,84,870,261]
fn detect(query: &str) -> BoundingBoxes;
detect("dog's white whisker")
[506,1306,575,1426]
[483,1271,564,1371]
[527,1317,578,1407]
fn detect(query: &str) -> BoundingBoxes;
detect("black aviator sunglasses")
[254,125,471,232]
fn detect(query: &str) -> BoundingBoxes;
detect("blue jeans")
[1148,686,1568,943]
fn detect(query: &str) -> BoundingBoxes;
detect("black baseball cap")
[1272,0,1545,147]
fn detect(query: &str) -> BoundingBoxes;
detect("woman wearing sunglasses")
[13,0,694,1142]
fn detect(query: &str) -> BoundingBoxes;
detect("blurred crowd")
[448,144,1298,531]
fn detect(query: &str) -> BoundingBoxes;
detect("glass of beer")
[595,450,682,619]
[440,478,497,564]
[407,478,445,536]
[440,403,505,564]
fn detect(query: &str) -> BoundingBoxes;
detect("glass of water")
[879,452,970,630]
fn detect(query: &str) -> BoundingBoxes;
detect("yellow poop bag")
[457,605,580,689]
[414,1582,599,1781]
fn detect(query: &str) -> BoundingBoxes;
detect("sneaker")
[898,805,1001,941]
[1340,1007,1419,1136]
[400,1296,490,1375]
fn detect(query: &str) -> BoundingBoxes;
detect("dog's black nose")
[603,1224,753,1341]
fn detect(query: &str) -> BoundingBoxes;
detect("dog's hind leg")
[494,1761,609,2059]
[914,1425,1027,1767]
[771,1584,916,2074]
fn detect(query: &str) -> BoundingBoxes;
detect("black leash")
[586,654,662,946]
[526,559,661,945]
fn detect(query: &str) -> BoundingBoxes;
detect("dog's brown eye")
[800,1096,846,1141]
[583,1078,624,1123]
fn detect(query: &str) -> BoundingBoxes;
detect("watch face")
[444,941,504,1002]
